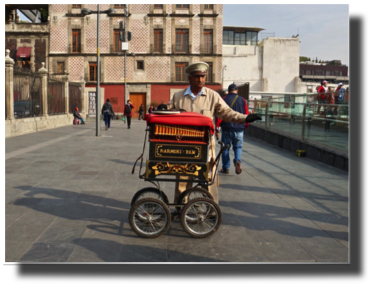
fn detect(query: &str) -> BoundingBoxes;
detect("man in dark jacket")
[124,100,134,129]
[138,104,144,120]
[101,98,115,130]
[216,83,250,175]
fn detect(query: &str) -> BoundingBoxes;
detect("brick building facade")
[48,4,223,116]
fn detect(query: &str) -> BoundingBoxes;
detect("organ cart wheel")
[180,197,222,238]
[131,187,169,207]
[129,198,171,238]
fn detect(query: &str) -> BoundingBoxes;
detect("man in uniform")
[157,62,261,216]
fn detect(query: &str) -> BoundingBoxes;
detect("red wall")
[150,84,222,106]
[85,84,125,113]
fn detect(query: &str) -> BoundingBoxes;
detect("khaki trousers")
[174,164,218,205]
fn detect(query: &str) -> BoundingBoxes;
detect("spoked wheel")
[131,187,169,207]
[177,187,213,223]
[129,198,171,238]
[180,197,222,238]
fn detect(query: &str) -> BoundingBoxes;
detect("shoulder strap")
[229,94,239,108]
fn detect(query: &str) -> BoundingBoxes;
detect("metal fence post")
[5,49,15,120]
[264,102,269,129]
[301,104,306,141]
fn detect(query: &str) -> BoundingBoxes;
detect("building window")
[154,4,163,9]
[175,62,188,81]
[206,62,212,83]
[89,62,97,81]
[326,71,331,75]
[72,5,81,8]
[57,62,65,74]
[223,30,234,45]
[176,4,189,8]
[203,30,213,54]
[246,31,258,45]
[306,70,311,75]
[72,29,81,53]
[154,29,163,53]
[223,30,257,46]
[204,4,213,9]
[234,32,245,45]
[137,61,144,70]
[113,29,122,53]
[175,29,189,53]
[114,4,126,8]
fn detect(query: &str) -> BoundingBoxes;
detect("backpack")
[125,104,131,114]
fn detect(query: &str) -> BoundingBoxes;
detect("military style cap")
[185,62,209,76]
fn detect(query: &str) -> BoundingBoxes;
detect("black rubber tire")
[131,187,169,207]
[180,197,222,238]
[129,198,171,238]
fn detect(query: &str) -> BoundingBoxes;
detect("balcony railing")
[110,45,122,54]
[68,44,81,54]
[151,43,164,54]
[200,44,214,54]
[172,44,190,54]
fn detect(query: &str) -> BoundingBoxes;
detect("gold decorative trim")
[151,162,202,176]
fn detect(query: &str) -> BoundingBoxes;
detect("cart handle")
[208,141,229,185]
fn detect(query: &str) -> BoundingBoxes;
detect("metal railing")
[200,44,214,54]
[48,78,65,115]
[251,96,349,153]
[68,44,81,54]
[69,82,82,113]
[172,44,190,54]
[110,45,122,54]
[13,69,43,119]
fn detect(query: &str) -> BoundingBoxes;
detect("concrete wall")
[222,37,300,93]
[5,114,75,138]
[222,45,262,91]
[262,37,300,93]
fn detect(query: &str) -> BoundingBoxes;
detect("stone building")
[48,4,224,117]
[5,4,49,73]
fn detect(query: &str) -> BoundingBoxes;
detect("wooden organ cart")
[129,111,229,238]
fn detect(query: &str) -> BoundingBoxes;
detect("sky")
[18,4,349,66]
[223,4,349,66]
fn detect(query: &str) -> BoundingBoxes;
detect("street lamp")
[81,5,116,137]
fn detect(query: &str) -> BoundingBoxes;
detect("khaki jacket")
[167,87,247,155]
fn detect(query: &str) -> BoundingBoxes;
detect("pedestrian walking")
[124,100,134,129]
[73,107,85,125]
[101,98,115,131]
[216,83,249,175]
[155,62,261,217]
[138,104,144,120]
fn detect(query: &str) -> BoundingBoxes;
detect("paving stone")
[5,121,349,263]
